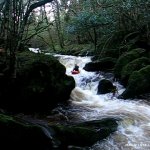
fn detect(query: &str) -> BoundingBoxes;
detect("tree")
[0,0,54,78]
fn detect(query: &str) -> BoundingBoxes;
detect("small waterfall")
[56,54,150,150]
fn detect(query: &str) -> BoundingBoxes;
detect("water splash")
[57,54,150,150]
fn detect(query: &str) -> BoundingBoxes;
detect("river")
[54,54,150,150]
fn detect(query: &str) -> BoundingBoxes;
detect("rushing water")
[54,54,150,150]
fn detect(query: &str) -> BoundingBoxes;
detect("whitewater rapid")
[56,54,150,150]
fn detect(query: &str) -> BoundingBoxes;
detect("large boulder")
[0,51,75,113]
[0,113,119,149]
[114,48,146,78]
[97,79,114,94]
[121,57,150,86]
[0,113,52,150]
[51,118,118,148]
[84,57,116,72]
[120,65,150,99]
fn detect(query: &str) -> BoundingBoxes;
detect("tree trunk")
[55,0,64,49]
[3,0,54,79]
[93,27,97,51]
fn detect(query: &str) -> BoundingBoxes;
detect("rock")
[97,79,114,94]
[68,145,84,150]
[0,51,75,113]
[51,118,119,148]
[120,65,150,99]
[121,57,150,86]
[114,48,146,78]
[83,57,116,72]
[0,113,52,150]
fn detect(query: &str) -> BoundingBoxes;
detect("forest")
[0,0,150,150]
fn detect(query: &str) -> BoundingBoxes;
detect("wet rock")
[97,79,114,94]
[83,57,116,72]
[0,113,52,150]
[50,118,119,148]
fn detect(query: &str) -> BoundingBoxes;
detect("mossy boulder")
[0,51,75,113]
[97,79,114,94]
[114,48,146,78]
[83,57,117,72]
[98,49,120,59]
[51,118,118,148]
[120,65,150,99]
[0,113,52,150]
[121,57,150,86]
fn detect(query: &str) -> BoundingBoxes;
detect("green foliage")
[66,9,114,34]
[65,0,150,54]
[0,114,14,123]
[1,0,149,55]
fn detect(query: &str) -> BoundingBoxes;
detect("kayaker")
[73,64,79,72]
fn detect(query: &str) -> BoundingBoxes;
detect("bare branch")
[24,0,53,25]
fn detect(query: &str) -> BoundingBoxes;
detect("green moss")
[114,48,146,78]
[51,118,118,147]
[51,44,94,56]
[0,113,35,128]
[121,65,150,98]
[99,48,120,58]
[121,57,150,85]
[0,113,52,150]
[1,50,75,113]
[0,114,14,123]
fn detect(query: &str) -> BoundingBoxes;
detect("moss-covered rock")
[84,57,117,72]
[0,114,119,149]
[114,48,146,78]
[121,57,150,86]
[97,79,114,94]
[51,118,118,148]
[120,65,150,99]
[0,113,52,150]
[0,51,75,113]
[98,48,120,59]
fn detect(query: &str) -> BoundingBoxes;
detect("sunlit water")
[55,54,150,150]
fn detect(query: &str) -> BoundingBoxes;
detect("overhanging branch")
[24,0,53,25]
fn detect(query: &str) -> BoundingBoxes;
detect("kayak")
[71,70,80,74]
